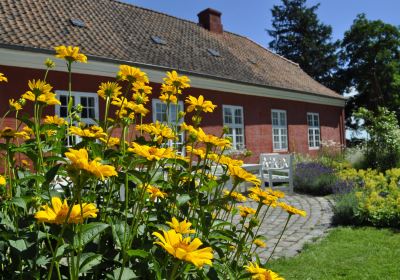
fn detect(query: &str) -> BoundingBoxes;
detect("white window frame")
[271,109,288,151]
[152,99,184,154]
[307,112,321,149]
[222,105,245,150]
[55,91,99,146]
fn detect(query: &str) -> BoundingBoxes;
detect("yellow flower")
[163,70,190,91]
[117,65,149,83]
[128,142,175,161]
[0,175,6,186]
[145,185,167,201]
[0,127,31,140]
[22,80,60,105]
[69,125,107,139]
[64,148,117,180]
[266,188,285,198]
[99,136,120,147]
[54,45,87,63]
[218,155,243,167]
[186,146,206,159]
[166,217,196,234]
[223,190,247,202]
[132,82,152,96]
[159,92,178,104]
[137,122,176,143]
[253,239,267,248]
[238,206,256,217]
[0,73,8,82]
[132,92,150,104]
[97,82,122,100]
[197,128,231,149]
[34,197,98,224]
[228,165,261,186]
[44,58,56,68]
[44,115,67,125]
[153,229,213,268]
[9,99,23,111]
[278,202,307,217]
[185,95,217,113]
[244,262,284,280]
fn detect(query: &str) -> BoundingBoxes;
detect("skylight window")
[248,58,257,65]
[151,36,167,45]
[70,18,85,28]
[207,48,220,57]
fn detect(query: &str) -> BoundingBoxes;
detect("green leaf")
[74,222,109,249]
[44,164,61,186]
[111,221,128,249]
[126,249,149,259]
[55,244,70,258]
[9,239,28,252]
[79,253,102,274]
[36,255,50,266]
[10,197,27,212]
[112,267,136,280]
[176,194,191,206]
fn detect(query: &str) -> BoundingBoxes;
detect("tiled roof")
[0,0,343,99]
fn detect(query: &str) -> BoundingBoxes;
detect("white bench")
[258,153,294,193]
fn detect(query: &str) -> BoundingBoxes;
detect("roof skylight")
[70,18,85,28]
[207,48,220,57]
[151,36,167,45]
[248,58,257,65]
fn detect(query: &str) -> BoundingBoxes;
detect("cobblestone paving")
[235,192,334,260]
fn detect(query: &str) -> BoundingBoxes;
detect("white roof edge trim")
[0,48,345,107]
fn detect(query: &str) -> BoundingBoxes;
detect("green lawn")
[268,227,400,280]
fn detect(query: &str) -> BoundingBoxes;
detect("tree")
[268,0,339,89]
[339,14,400,127]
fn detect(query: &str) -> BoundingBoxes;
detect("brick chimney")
[197,8,223,34]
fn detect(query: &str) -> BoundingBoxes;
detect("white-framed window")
[223,105,245,150]
[152,99,184,153]
[307,112,320,149]
[55,91,99,146]
[271,109,288,151]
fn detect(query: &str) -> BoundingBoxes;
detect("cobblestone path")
[235,193,334,260]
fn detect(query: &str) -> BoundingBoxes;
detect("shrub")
[294,162,338,195]
[353,107,400,171]
[334,167,400,228]
[0,46,306,279]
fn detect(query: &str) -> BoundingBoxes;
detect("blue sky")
[124,0,399,48]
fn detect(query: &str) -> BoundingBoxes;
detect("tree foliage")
[268,0,339,89]
[354,107,400,171]
[340,14,400,127]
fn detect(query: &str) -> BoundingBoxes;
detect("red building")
[0,0,345,163]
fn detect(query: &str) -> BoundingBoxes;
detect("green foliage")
[335,167,400,228]
[268,0,339,88]
[340,14,400,127]
[354,107,400,171]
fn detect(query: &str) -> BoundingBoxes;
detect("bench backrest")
[259,153,293,170]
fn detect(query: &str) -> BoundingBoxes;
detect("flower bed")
[0,46,307,279]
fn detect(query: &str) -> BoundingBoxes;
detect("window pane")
[88,97,95,107]
[81,97,87,107]
[314,115,319,127]
[272,112,278,126]
[60,95,67,106]
[234,108,242,124]
[224,107,232,124]
[89,108,95,118]
[81,108,88,118]
[60,107,67,117]
[279,112,286,126]
[307,114,313,126]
